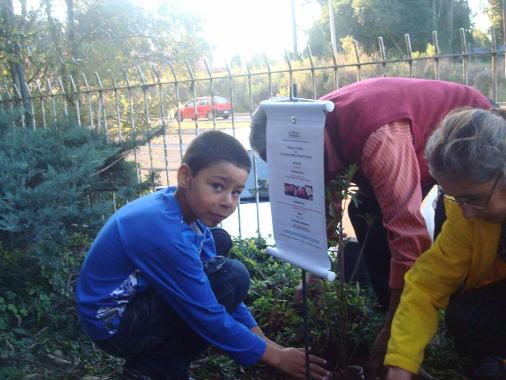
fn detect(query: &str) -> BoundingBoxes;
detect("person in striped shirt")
[249,77,492,379]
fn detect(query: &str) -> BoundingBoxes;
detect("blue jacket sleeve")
[121,225,266,366]
[231,302,257,329]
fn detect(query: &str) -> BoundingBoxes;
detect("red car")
[174,96,231,121]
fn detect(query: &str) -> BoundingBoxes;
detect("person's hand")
[251,325,283,349]
[386,367,412,380]
[293,274,324,306]
[261,344,330,379]
[366,289,402,380]
[366,322,390,379]
[278,348,330,380]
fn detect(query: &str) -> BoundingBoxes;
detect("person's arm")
[230,302,258,328]
[386,367,413,380]
[361,122,435,379]
[365,289,401,380]
[361,121,432,293]
[126,227,266,366]
[128,228,330,378]
[200,234,259,330]
[385,201,473,374]
[251,325,283,349]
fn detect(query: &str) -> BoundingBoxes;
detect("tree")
[307,0,472,57]
[0,0,31,123]
[487,0,504,43]
[0,0,209,91]
[432,0,472,53]
[0,111,159,262]
[472,28,492,50]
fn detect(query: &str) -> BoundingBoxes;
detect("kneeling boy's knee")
[226,259,250,295]
[206,257,251,311]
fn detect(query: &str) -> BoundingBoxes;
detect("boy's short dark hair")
[182,130,251,176]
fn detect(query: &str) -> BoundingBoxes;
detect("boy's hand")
[278,348,330,380]
[262,344,330,379]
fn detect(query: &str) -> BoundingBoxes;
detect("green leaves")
[1,0,209,91]
[325,164,358,253]
[0,120,150,257]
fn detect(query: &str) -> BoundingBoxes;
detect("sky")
[177,0,492,64]
[177,0,321,64]
[470,0,492,32]
[17,0,493,64]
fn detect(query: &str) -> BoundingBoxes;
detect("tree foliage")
[0,107,162,378]
[308,0,472,57]
[487,0,504,42]
[0,0,209,90]
[0,112,156,265]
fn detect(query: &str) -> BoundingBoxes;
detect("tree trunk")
[65,0,78,77]
[447,0,454,52]
[1,0,32,127]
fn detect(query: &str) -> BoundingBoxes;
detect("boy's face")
[178,161,249,227]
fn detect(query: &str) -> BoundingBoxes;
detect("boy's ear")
[177,164,192,189]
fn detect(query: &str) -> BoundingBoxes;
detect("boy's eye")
[232,190,242,197]
[211,183,224,191]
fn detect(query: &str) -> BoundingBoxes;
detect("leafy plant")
[0,110,158,379]
[191,236,374,379]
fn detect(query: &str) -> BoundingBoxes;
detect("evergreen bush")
[0,110,158,378]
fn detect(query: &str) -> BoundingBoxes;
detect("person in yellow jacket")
[385,107,506,380]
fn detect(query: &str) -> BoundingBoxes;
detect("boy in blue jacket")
[76,131,329,380]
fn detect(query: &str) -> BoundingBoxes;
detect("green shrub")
[0,111,157,379]
[192,237,376,379]
[192,237,467,380]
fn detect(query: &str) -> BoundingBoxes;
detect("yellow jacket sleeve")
[384,201,473,374]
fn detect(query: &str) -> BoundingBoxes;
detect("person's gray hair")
[425,107,506,183]
[249,105,268,161]
[249,97,291,161]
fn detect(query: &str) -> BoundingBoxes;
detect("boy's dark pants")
[95,229,249,380]
[445,279,506,379]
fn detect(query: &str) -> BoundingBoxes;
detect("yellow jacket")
[384,200,505,374]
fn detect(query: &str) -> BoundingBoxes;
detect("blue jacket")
[76,187,266,366]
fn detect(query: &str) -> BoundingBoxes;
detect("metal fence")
[2,29,506,238]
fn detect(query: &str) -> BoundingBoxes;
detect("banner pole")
[302,269,310,380]
[291,81,310,380]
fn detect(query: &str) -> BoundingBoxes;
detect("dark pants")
[348,187,446,310]
[445,280,506,379]
[95,229,248,380]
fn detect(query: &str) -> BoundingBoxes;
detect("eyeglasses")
[444,173,502,209]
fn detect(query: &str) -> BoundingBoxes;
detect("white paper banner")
[263,100,336,281]
[420,184,440,241]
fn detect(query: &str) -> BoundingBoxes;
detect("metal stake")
[302,269,310,380]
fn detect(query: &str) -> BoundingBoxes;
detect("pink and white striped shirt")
[361,121,432,289]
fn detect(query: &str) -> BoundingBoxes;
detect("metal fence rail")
[2,28,505,238]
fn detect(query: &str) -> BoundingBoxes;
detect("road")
[132,114,252,186]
